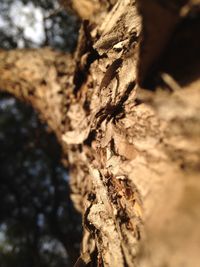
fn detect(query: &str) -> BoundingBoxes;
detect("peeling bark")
[0,0,200,266]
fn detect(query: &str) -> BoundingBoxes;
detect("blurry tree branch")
[0,48,74,143]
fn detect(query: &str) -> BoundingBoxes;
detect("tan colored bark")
[0,48,75,143]
[60,0,117,21]
[0,0,200,266]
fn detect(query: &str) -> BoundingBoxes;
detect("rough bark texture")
[0,48,75,142]
[0,0,200,266]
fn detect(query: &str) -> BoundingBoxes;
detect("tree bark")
[0,0,200,266]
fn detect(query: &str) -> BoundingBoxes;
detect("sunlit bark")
[0,0,200,266]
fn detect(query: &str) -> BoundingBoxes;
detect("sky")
[0,0,79,50]
[9,1,45,46]
[0,0,59,48]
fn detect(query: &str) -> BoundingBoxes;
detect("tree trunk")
[0,0,200,266]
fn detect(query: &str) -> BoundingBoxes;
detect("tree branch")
[0,48,74,141]
[1,0,200,266]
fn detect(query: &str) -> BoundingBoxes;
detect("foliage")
[0,0,79,50]
[0,95,82,267]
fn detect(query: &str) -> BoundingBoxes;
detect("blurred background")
[0,1,82,266]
